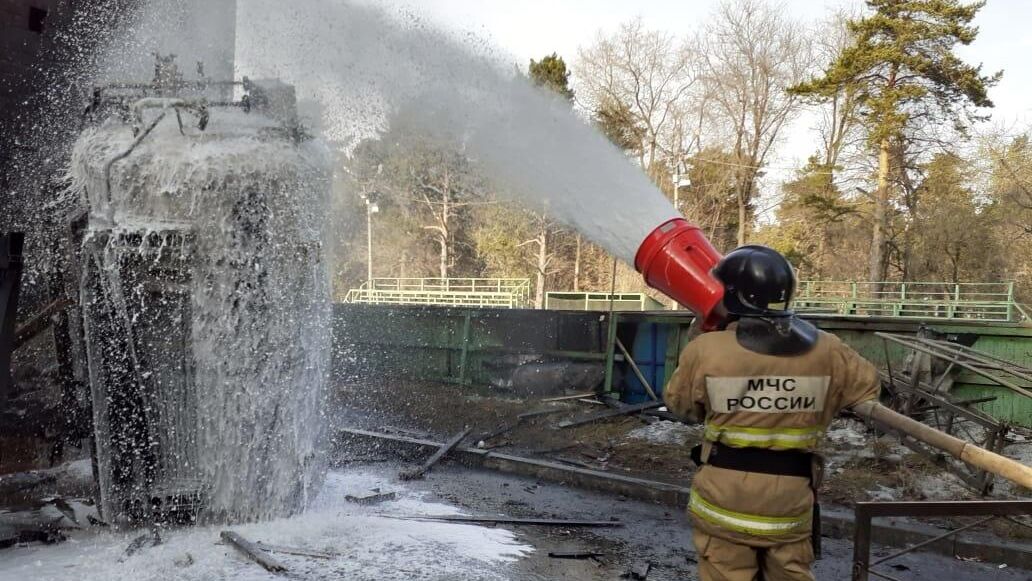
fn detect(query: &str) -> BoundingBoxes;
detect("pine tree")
[528,53,575,101]
[790,0,999,286]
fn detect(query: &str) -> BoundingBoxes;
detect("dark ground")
[394,463,1030,580]
[331,377,1031,580]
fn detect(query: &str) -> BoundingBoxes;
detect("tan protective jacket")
[665,324,880,547]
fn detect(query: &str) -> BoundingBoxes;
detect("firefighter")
[664,245,880,581]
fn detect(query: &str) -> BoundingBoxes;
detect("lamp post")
[360,192,379,284]
[671,160,691,213]
[670,161,691,311]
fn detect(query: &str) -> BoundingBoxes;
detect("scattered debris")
[0,471,57,493]
[120,528,161,561]
[381,425,432,439]
[0,526,66,549]
[399,427,471,480]
[395,515,623,527]
[624,561,651,579]
[517,408,567,420]
[548,550,605,559]
[47,498,79,526]
[220,530,288,573]
[255,541,335,559]
[540,392,596,402]
[477,423,517,444]
[87,515,110,527]
[557,402,663,429]
[552,456,597,470]
[173,552,195,568]
[344,490,397,505]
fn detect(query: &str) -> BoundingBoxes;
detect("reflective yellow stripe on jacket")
[690,489,811,537]
[703,423,820,450]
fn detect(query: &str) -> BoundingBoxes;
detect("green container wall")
[334,304,607,386]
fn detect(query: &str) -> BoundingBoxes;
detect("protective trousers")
[693,531,815,581]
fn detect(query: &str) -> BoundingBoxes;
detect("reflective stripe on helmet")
[704,423,821,450]
[690,489,811,536]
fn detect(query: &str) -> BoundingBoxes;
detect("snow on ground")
[627,420,702,446]
[0,468,532,581]
[824,418,871,448]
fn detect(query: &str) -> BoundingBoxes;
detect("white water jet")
[237,0,680,263]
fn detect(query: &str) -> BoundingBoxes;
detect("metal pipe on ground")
[851,400,1032,490]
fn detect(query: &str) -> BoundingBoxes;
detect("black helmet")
[713,245,796,317]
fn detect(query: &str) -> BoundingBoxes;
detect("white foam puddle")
[0,468,532,581]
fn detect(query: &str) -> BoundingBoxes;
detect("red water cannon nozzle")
[634,218,725,330]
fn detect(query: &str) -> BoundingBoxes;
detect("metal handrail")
[795,281,1023,322]
[342,278,532,308]
[358,278,531,302]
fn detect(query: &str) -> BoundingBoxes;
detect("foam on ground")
[0,468,531,581]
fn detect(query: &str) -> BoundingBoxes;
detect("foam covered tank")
[68,73,331,523]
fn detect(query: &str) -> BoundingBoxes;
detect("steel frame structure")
[874,332,1030,494]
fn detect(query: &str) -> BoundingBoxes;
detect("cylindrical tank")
[70,85,331,523]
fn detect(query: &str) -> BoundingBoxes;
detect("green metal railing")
[544,292,666,312]
[342,277,532,309]
[794,281,1026,322]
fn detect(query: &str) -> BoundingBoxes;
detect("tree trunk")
[439,174,450,279]
[438,237,448,279]
[869,138,890,290]
[573,234,582,292]
[534,229,548,309]
[736,188,748,247]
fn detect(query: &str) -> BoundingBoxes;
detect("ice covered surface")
[627,420,702,446]
[0,468,531,581]
[824,418,872,448]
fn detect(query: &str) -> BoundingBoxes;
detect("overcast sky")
[369,0,1032,191]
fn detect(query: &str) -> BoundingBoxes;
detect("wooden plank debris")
[344,490,397,505]
[548,550,606,559]
[615,338,659,401]
[399,427,471,480]
[557,402,663,429]
[254,541,335,559]
[540,392,596,402]
[221,531,287,573]
[395,515,622,527]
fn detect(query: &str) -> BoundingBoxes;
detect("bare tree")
[698,0,810,245]
[574,17,697,180]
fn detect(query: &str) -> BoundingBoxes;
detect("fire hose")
[851,400,1032,490]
